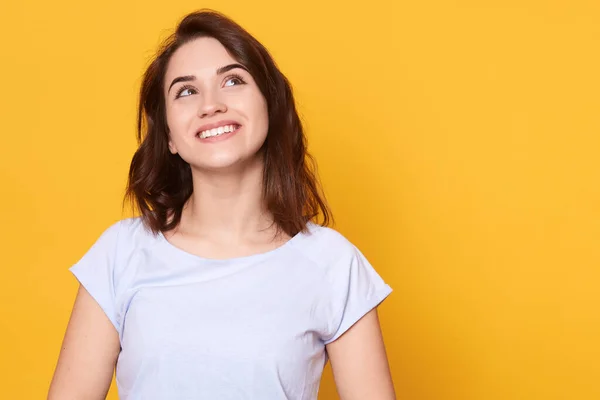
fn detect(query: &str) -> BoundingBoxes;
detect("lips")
[197,124,241,139]
[195,120,242,138]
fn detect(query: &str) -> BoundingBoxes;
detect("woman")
[49,9,395,400]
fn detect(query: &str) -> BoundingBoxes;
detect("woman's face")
[163,37,269,171]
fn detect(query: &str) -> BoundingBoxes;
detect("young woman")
[49,9,395,400]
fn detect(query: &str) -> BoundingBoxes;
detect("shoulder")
[291,222,363,270]
[97,216,152,243]
[73,217,157,282]
[85,217,155,261]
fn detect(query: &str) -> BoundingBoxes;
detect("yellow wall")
[1,1,598,398]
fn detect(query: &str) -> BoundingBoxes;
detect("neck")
[179,155,275,242]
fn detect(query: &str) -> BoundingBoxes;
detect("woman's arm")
[326,308,396,400]
[48,285,120,400]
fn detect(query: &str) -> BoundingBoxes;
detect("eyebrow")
[167,63,249,93]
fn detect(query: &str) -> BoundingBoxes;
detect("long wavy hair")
[124,9,332,237]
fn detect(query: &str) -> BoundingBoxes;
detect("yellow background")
[1,0,599,399]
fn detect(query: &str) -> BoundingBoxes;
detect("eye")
[224,74,246,87]
[175,85,196,99]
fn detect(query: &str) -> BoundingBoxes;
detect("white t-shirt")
[70,217,392,400]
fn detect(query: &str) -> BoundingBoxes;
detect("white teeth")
[198,124,238,139]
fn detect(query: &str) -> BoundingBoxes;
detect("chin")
[192,152,262,173]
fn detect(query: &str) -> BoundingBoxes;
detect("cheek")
[230,92,268,137]
[167,103,194,128]
[251,95,269,134]
[166,104,196,141]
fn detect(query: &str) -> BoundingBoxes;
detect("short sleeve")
[69,221,122,331]
[321,245,393,344]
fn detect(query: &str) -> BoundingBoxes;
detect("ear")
[168,137,178,154]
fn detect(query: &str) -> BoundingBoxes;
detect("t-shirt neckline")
[154,222,315,265]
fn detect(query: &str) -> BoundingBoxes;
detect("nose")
[197,89,227,118]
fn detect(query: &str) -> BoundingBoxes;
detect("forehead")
[165,37,238,82]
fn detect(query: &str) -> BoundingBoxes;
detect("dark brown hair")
[124,9,331,237]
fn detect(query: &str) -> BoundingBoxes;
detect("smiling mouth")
[197,124,241,139]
